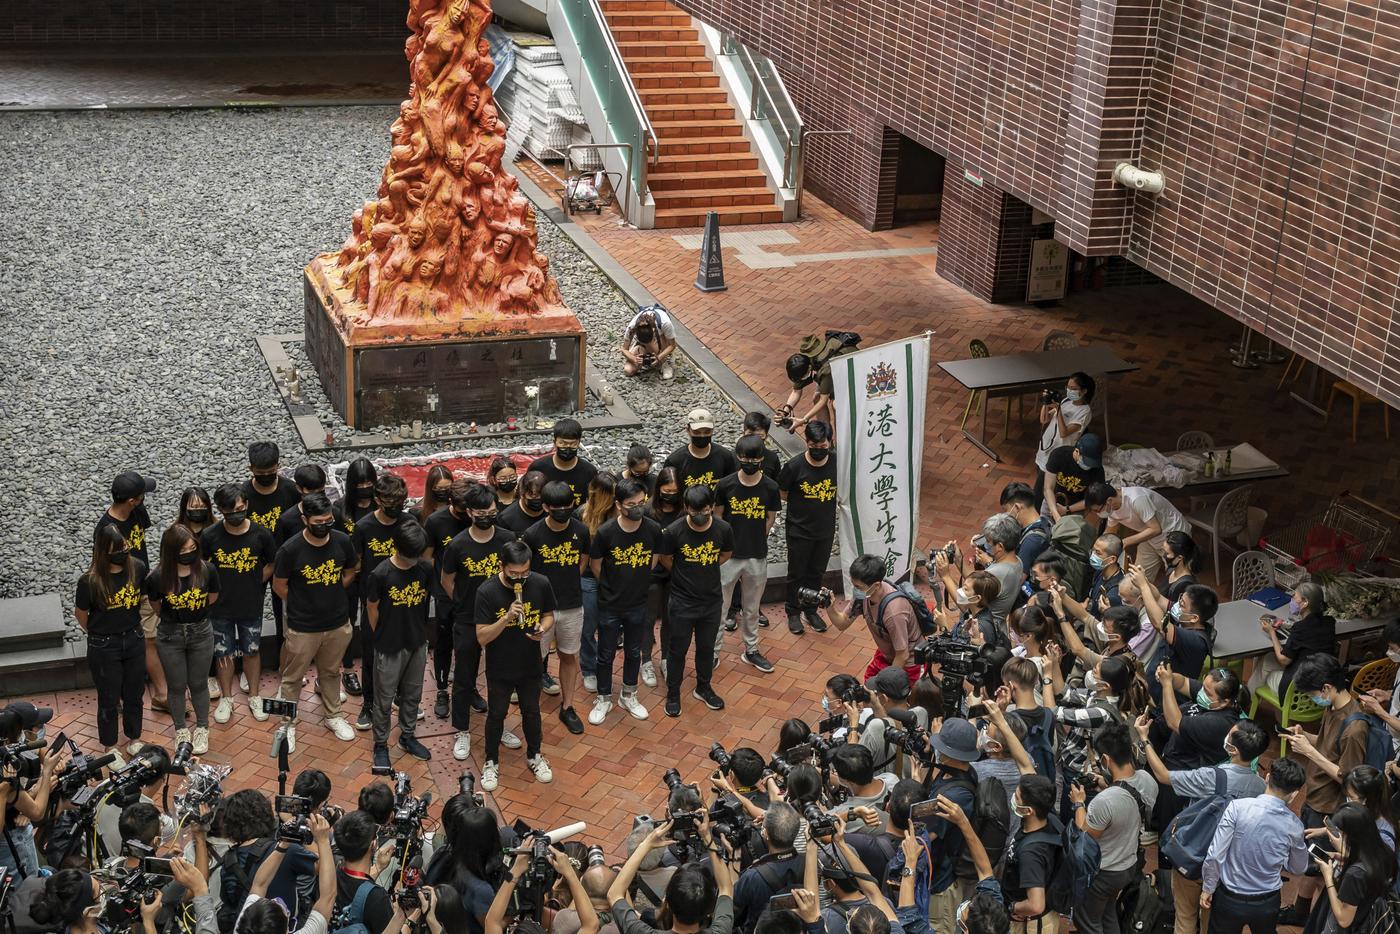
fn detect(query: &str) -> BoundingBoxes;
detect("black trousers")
[432,612,454,689]
[486,674,542,761]
[785,533,835,613]
[666,602,721,701]
[87,629,147,747]
[1208,887,1279,934]
[451,617,483,730]
[358,599,376,708]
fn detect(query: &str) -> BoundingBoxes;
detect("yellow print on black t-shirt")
[799,478,836,503]
[685,471,717,489]
[166,587,209,611]
[728,495,767,520]
[680,541,721,566]
[388,581,427,609]
[611,542,653,569]
[251,507,282,530]
[539,540,581,568]
[214,546,259,573]
[108,580,141,611]
[1057,473,1086,495]
[301,559,343,586]
[459,553,501,579]
[368,537,395,558]
[496,602,543,631]
[128,525,146,552]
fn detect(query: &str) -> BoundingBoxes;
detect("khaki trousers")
[278,623,355,720]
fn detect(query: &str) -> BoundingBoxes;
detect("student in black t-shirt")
[739,411,784,479]
[147,524,221,755]
[587,477,662,727]
[526,419,597,508]
[442,485,517,762]
[273,464,349,546]
[272,493,360,750]
[343,457,380,533]
[663,408,738,491]
[659,486,734,718]
[625,444,657,495]
[497,470,547,534]
[486,455,520,513]
[1005,775,1064,927]
[1041,434,1106,521]
[777,420,838,635]
[474,540,557,791]
[97,470,166,715]
[203,483,277,723]
[523,481,591,736]
[367,522,434,769]
[242,442,302,670]
[423,478,472,719]
[714,435,782,674]
[350,474,412,731]
[76,524,149,754]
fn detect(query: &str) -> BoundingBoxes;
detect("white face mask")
[1388,650,1400,665]
[1095,620,1113,642]
[955,587,974,606]
[1085,670,1100,691]
[1011,644,1027,658]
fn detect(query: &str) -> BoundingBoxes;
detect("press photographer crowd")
[44,371,1400,934]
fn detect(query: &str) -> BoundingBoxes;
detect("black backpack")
[1014,820,1073,917]
[1012,707,1057,781]
[874,581,939,638]
[218,840,276,934]
[941,772,1011,875]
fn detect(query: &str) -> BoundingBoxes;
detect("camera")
[882,721,932,766]
[586,844,606,868]
[914,634,992,718]
[1071,772,1101,790]
[387,773,432,853]
[708,743,732,774]
[275,794,313,845]
[73,747,169,811]
[95,865,166,928]
[173,761,231,826]
[839,684,871,706]
[459,771,485,807]
[0,738,44,788]
[766,755,793,780]
[817,714,848,734]
[55,747,118,801]
[944,542,958,562]
[803,803,835,840]
[395,886,423,911]
[1041,388,1063,405]
[795,586,833,610]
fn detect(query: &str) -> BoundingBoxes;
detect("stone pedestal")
[304,257,586,429]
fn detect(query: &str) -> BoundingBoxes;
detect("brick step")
[643,102,737,120]
[621,56,712,73]
[632,71,722,88]
[658,134,752,155]
[648,169,769,190]
[651,118,744,137]
[615,40,707,58]
[607,25,699,41]
[653,204,784,229]
[602,12,694,26]
[639,88,730,105]
[599,0,673,10]
[652,186,777,208]
[649,151,761,173]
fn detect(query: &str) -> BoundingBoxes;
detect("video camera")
[882,709,933,766]
[795,587,834,610]
[506,819,587,924]
[71,747,170,812]
[173,760,231,827]
[94,864,167,928]
[914,634,992,718]
[459,771,485,807]
[389,772,433,842]
[275,794,314,845]
[54,741,117,801]
[0,738,45,789]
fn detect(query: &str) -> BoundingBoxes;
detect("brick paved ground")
[34,183,1400,861]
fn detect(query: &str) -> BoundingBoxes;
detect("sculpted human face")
[418,259,440,278]
[493,234,513,257]
[447,154,464,174]
[408,223,427,248]
[481,106,500,133]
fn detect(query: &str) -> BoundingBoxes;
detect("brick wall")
[937,173,1043,304]
[1,0,407,45]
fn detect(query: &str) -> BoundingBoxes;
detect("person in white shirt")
[620,305,677,379]
[1087,482,1190,584]
[1035,372,1095,482]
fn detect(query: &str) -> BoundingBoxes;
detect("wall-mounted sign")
[962,168,984,187]
[1026,238,1069,302]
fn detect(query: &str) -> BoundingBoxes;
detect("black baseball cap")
[112,471,157,501]
[870,666,912,700]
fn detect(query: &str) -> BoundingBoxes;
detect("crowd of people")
[48,371,1400,934]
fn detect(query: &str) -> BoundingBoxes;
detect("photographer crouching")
[812,556,925,687]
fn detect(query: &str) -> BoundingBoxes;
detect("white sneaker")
[481,760,500,791]
[278,724,296,754]
[588,696,613,725]
[127,739,145,756]
[174,729,191,747]
[583,675,598,693]
[529,755,553,783]
[619,692,649,721]
[239,673,250,694]
[641,662,657,687]
[340,689,348,704]
[326,718,355,742]
[249,696,268,721]
[214,697,233,723]
[208,678,222,700]
[453,731,471,760]
[192,727,210,755]
[502,728,523,749]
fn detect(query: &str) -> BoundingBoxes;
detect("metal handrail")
[792,128,853,216]
[581,0,660,167]
[725,37,804,188]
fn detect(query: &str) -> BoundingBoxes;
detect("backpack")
[1339,713,1397,774]
[218,840,276,934]
[1118,868,1169,934]
[1063,820,1101,906]
[1012,707,1058,781]
[330,881,377,934]
[1014,819,1073,917]
[1050,517,1093,601]
[942,772,1011,874]
[875,581,939,638]
[1160,769,1233,880]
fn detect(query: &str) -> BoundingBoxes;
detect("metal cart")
[1260,491,1400,585]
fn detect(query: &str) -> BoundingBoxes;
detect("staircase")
[599,0,785,229]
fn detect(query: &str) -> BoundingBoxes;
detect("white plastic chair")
[1187,484,1254,587]
[1231,550,1276,601]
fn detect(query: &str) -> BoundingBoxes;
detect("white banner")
[831,334,931,593]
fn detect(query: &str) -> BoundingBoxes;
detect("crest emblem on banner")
[865,362,898,399]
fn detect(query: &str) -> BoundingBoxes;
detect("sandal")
[150,696,170,713]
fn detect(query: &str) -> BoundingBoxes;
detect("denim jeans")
[596,603,648,696]
[579,575,600,677]
[87,628,146,747]
[0,824,39,878]
[666,602,720,701]
[156,619,215,729]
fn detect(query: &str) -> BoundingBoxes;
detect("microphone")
[510,821,588,853]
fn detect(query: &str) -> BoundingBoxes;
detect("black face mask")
[431,488,451,502]
[497,479,518,493]
[307,522,333,539]
[223,510,247,525]
[739,461,763,476]
[549,508,573,523]
[252,472,278,487]
[523,498,543,512]
[186,509,210,523]
[807,447,830,463]
[472,515,497,530]
[622,504,645,521]
[354,485,374,504]
[177,552,198,566]
[556,448,579,462]
[506,575,530,587]
[690,435,712,450]
[660,492,681,504]
[380,503,404,518]
[110,550,129,564]
[687,512,712,527]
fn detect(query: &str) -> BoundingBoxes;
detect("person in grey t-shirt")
[970,513,1027,625]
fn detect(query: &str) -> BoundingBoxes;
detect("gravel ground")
[0,106,792,621]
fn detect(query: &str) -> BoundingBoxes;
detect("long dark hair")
[419,464,453,525]
[178,486,214,534]
[29,869,94,928]
[649,466,682,519]
[345,457,379,523]
[86,524,136,607]
[159,523,207,595]
[452,808,504,886]
[1344,765,1395,831]
[1331,801,1396,898]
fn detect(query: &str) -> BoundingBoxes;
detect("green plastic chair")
[1250,680,1324,757]
[1118,442,1145,450]
[960,339,992,431]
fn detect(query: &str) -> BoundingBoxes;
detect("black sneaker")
[343,671,363,697]
[470,692,488,713]
[1277,906,1309,928]
[665,698,682,718]
[741,650,775,673]
[560,705,585,735]
[398,735,432,761]
[758,612,771,628]
[434,689,450,719]
[356,707,372,731]
[372,744,391,772]
[805,609,828,632]
[692,687,725,710]
[787,613,804,635]
[723,617,738,632]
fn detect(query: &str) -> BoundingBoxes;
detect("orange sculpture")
[306,0,574,344]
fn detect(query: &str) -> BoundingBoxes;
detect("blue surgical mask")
[1195,688,1213,709]
[1170,602,1183,621]
[1065,389,1082,402]
[851,588,869,601]
[1288,597,1303,615]
[821,696,831,714]
[1089,553,1105,570]
[1311,693,1333,708]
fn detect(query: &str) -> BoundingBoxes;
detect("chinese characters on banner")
[830,334,931,593]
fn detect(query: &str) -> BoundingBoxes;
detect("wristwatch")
[898,866,916,878]
[1041,677,1053,686]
